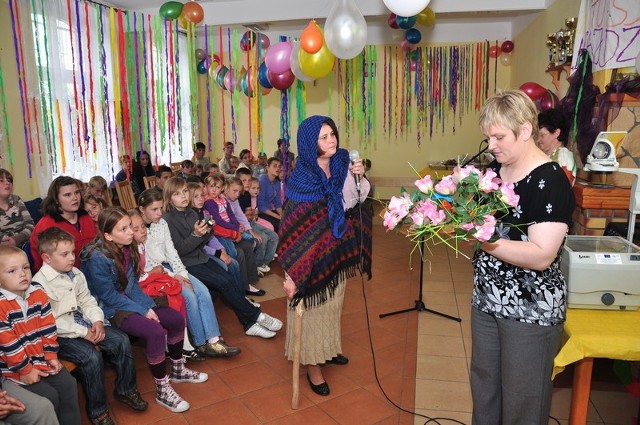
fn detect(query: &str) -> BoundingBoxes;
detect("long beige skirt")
[284,277,346,365]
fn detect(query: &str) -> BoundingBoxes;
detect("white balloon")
[290,41,314,82]
[382,0,431,19]
[324,0,368,60]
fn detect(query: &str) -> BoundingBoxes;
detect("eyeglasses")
[318,131,336,142]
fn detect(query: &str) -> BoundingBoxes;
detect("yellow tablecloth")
[553,308,640,378]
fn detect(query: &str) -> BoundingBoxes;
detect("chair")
[114,180,137,210]
[170,162,182,175]
[143,176,156,190]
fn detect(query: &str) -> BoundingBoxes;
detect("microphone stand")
[379,238,461,322]
[461,139,490,167]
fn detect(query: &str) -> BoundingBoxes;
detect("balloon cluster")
[159,1,204,28]
[519,82,559,112]
[387,5,434,68]
[488,40,515,66]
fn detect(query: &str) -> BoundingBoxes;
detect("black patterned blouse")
[472,161,575,326]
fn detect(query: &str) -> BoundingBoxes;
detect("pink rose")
[499,182,520,207]
[434,175,457,195]
[474,214,497,241]
[478,169,500,193]
[416,199,446,225]
[414,175,434,193]
[383,194,413,230]
[410,212,426,226]
[459,222,475,231]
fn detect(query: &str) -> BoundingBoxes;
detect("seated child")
[84,194,108,223]
[226,176,277,276]
[86,176,112,207]
[252,152,267,178]
[192,142,211,168]
[256,157,283,231]
[33,228,148,424]
[203,176,263,297]
[0,246,81,425]
[0,377,58,425]
[186,183,251,297]
[176,160,195,180]
[128,208,240,360]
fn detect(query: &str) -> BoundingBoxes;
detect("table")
[553,308,640,424]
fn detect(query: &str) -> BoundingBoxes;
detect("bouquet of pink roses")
[383,164,520,256]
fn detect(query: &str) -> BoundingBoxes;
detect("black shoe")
[307,373,330,396]
[245,289,266,296]
[183,349,206,362]
[115,390,149,411]
[327,354,349,365]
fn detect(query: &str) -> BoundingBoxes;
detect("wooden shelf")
[545,64,572,90]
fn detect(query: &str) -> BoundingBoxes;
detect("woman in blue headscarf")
[278,115,372,396]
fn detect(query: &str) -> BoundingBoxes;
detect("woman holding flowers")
[471,90,574,424]
[278,115,371,396]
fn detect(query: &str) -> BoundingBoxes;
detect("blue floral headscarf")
[285,115,350,238]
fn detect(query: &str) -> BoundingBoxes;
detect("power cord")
[353,199,466,425]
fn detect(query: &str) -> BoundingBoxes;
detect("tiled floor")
[84,223,638,425]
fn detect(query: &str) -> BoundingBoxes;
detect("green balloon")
[159,1,183,20]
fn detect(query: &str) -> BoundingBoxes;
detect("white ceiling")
[100,0,557,45]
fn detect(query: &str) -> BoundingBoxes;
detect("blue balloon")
[405,28,422,44]
[258,62,272,89]
[197,60,207,74]
[396,15,417,29]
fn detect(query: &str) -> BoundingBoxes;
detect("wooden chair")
[170,162,182,175]
[143,175,156,190]
[115,180,137,210]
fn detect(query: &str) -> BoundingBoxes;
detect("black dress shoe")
[327,354,349,365]
[307,373,330,396]
[245,289,266,296]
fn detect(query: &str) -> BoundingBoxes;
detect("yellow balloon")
[298,43,335,79]
[416,7,435,27]
[178,15,189,30]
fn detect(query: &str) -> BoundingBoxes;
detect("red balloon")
[267,69,295,91]
[538,90,560,111]
[488,45,501,58]
[501,40,514,53]
[519,82,548,101]
[388,13,399,29]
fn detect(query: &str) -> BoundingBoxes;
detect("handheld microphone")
[349,150,361,192]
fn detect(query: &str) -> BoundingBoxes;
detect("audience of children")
[256,157,283,232]
[30,176,98,271]
[131,196,241,359]
[33,228,148,425]
[81,207,208,413]
[0,169,34,249]
[0,246,82,425]
[161,177,281,338]
[7,143,289,422]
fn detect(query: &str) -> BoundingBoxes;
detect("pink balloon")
[265,41,292,75]
[501,40,514,53]
[268,69,295,91]
[387,13,399,29]
[519,82,547,101]
[223,70,237,92]
[409,60,417,72]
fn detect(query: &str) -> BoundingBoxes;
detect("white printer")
[560,235,640,310]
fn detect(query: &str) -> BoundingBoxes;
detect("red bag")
[139,273,186,318]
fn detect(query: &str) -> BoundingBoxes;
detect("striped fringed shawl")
[277,198,373,308]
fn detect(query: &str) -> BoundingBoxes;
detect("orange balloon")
[300,20,323,54]
[262,87,272,96]
[489,45,502,58]
[182,1,204,25]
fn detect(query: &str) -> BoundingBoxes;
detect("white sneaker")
[257,269,265,278]
[257,264,270,273]
[245,323,276,338]
[245,296,261,308]
[257,312,283,332]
